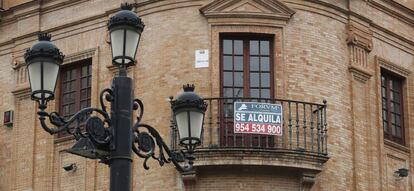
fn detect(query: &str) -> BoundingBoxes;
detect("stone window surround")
[376,56,411,152]
[210,26,285,99]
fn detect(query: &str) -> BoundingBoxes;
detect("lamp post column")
[110,69,134,191]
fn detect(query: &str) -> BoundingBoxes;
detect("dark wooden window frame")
[219,33,275,99]
[381,69,405,145]
[57,58,92,139]
[219,33,275,147]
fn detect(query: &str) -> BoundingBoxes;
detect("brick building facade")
[0,0,413,190]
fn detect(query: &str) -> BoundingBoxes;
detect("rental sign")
[234,102,283,136]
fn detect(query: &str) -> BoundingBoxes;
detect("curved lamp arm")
[131,98,195,172]
[35,88,113,143]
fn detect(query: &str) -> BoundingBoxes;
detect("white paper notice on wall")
[195,49,209,68]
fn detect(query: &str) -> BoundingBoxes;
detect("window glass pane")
[260,41,269,55]
[250,40,259,55]
[223,72,232,86]
[250,57,259,71]
[234,88,243,97]
[393,92,400,102]
[261,57,270,71]
[81,89,87,100]
[391,124,396,136]
[382,98,387,109]
[393,80,400,91]
[395,115,401,126]
[70,104,75,114]
[382,110,387,120]
[234,72,243,86]
[394,103,400,114]
[82,66,88,76]
[71,81,76,90]
[261,73,270,87]
[223,56,233,70]
[224,104,233,118]
[64,105,69,115]
[224,88,233,98]
[250,89,259,98]
[381,87,386,97]
[395,127,401,138]
[223,40,232,54]
[70,93,75,103]
[381,76,385,86]
[234,40,243,55]
[234,56,243,71]
[81,78,87,88]
[250,73,259,87]
[81,101,87,109]
[88,78,91,87]
[261,89,270,98]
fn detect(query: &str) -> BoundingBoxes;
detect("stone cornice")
[349,65,373,83]
[200,0,295,22]
[377,56,411,77]
[11,85,31,100]
[63,48,96,65]
[289,0,414,51]
[368,0,414,26]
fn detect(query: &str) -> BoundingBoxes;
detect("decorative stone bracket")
[300,173,317,191]
[347,23,373,81]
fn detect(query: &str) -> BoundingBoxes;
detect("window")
[381,70,404,145]
[58,59,92,138]
[221,35,273,100]
[220,34,274,147]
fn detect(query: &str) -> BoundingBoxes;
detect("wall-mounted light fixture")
[395,168,409,178]
[62,163,77,172]
[3,110,13,127]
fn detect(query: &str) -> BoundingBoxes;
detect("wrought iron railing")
[171,97,328,157]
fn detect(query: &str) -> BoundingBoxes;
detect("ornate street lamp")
[24,33,64,107]
[107,3,144,66]
[24,3,207,191]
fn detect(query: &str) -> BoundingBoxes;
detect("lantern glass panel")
[43,61,60,94]
[28,61,59,99]
[190,111,203,140]
[125,29,140,60]
[28,61,41,96]
[110,28,124,63]
[176,111,189,143]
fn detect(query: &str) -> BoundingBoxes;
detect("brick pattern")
[0,0,412,191]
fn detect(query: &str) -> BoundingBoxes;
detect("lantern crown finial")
[38,33,51,41]
[120,3,133,11]
[183,84,195,92]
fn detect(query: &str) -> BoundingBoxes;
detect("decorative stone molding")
[347,24,373,52]
[200,0,295,25]
[347,23,373,82]
[12,59,28,85]
[300,173,316,191]
[63,48,96,65]
[349,65,373,83]
[377,56,411,77]
[11,85,31,100]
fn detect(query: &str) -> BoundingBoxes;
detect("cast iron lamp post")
[24,4,207,191]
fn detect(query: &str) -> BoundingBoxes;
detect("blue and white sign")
[234,102,283,136]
